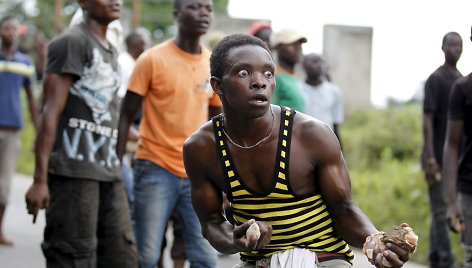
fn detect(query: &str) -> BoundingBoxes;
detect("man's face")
[175,0,213,37]
[303,54,323,79]
[443,34,462,64]
[277,40,303,65]
[0,19,19,47]
[81,0,122,24]
[218,45,275,118]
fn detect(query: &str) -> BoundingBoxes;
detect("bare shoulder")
[183,120,215,154]
[292,112,341,159]
[183,119,224,187]
[293,112,339,144]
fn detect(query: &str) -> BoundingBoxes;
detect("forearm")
[33,113,59,184]
[443,146,459,203]
[117,115,132,160]
[423,114,436,159]
[332,202,378,248]
[117,92,142,160]
[203,219,239,254]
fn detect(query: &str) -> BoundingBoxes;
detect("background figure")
[116,0,221,267]
[270,28,306,112]
[25,0,139,266]
[423,31,463,268]
[0,15,39,246]
[249,20,272,49]
[300,53,343,144]
[117,30,147,220]
[442,27,472,268]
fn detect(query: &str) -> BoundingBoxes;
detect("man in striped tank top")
[183,34,413,268]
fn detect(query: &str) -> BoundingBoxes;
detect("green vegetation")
[342,104,463,264]
[17,89,463,264]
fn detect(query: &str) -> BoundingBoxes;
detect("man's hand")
[25,181,50,224]
[232,219,272,251]
[447,202,465,233]
[363,231,412,268]
[425,157,441,186]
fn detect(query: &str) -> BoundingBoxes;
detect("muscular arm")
[315,125,377,248]
[26,73,72,223]
[116,91,142,160]
[183,130,271,254]
[311,120,410,266]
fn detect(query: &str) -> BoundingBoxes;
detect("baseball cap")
[270,28,307,47]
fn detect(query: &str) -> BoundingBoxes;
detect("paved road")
[0,174,426,267]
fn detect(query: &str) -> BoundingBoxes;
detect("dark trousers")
[427,179,455,268]
[41,174,139,268]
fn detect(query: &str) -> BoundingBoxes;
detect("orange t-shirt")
[128,39,221,178]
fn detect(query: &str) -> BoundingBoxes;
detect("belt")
[242,251,348,264]
[316,252,349,262]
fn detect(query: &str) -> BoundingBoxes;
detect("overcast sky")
[228,0,472,106]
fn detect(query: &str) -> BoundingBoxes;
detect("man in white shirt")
[300,53,343,143]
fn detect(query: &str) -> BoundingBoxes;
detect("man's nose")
[251,73,267,89]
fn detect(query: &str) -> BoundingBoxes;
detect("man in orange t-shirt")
[116,0,221,267]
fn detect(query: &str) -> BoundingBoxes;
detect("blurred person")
[249,21,272,49]
[443,27,472,268]
[423,31,463,268]
[119,29,189,268]
[0,15,39,246]
[300,53,343,144]
[24,0,139,267]
[116,0,221,267]
[183,33,414,268]
[271,28,306,112]
[118,31,147,98]
[117,30,146,216]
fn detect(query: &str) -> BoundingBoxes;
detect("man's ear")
[210,76,223,95]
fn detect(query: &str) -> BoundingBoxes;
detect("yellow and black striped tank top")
[212,106,354,263]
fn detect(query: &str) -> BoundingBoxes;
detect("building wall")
[323,24,373,115]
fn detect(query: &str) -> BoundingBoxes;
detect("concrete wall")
[323,24,373,115]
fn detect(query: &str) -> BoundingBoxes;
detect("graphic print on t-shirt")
[71,48,120,125]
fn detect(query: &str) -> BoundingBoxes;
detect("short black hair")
[210,34,271,79]
[0,15,17,28]
[442,32,461,46]
[125,31,144,48]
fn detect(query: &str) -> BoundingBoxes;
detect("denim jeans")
[121,154,134,219]
[427,179,455,268]
[133,160,217,268]
[459,193,472,268]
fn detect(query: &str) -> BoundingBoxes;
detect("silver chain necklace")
[222,106,275,149]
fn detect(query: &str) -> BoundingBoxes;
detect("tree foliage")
[0,0,228,50]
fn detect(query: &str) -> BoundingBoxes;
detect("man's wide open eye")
[264,70,273,79]
[238,70,249,77]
